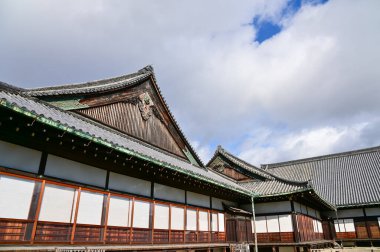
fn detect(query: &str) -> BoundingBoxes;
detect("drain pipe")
[251,196,258,252]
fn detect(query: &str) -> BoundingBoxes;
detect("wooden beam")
[30,180,45,244]
[70,188,81,244]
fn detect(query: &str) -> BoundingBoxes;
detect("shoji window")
[171,206,184,230]
[266,215,280,232]
[76,191,104,225]
[313,220,319,233]
[317,220,323,233]
[186,209,197,231]
[334,219,354,232]
[344,219,355,232]
[198,211,209,231]
[39,184,77,223]
[211,213,218,232]
[107,196,131,227]
[133,200,151,228]
[154,204,169,229]
[255,216,267,233]
[218,213,225,232]
[279,214,293,232]
[0,175,35,219]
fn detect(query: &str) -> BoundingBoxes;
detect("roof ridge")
[216,146,311,185]
[263,145,380,169]
[23,65,153,96]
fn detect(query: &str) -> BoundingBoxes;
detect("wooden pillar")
[129,197,135,244]
[70,187,81,244]
[102,193,111,244]
[291,201,300,243]
[30,180,45,244]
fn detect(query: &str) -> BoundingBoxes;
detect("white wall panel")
[107,196,131,227]
[255,201,291,214]
[186,209,197,231]
[154,204,169,229]
[109,172,150,197]
[266,216,280,232]
[211,197,237,210]
[0,175,35,219]
[171,206,184,230]
[365,208,380,216]
[154,183,185,203]
[378,217,380,227]
[39,184,76,223]
[187,191,210,208]
[267,215,280,233]
[344,219,355,232]
[279,214,293,232]
[211,213,218,231]
[317,220,323,233]
[0,140,41,173]
[218,213,225,232]
[45,155,106,188]
[255,216,267,233]
[338,209,364,218]
[76,191,104,225]
[334,220,340,232]
[133,200,150,228]
[199,211,209,231]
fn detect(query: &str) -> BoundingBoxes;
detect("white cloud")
[1,0,380,165]
[239,119,380,166]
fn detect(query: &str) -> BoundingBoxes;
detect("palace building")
[0,66,379,252]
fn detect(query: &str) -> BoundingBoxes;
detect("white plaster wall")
[255,201,291,214]
[109,172,151,197]
[45,154,106,188]
[154,183,185,203]
[0,140,41,173]
[187,191,210,208]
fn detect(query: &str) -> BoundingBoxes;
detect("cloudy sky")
[1,0,380,166]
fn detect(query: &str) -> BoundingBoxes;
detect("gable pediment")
[25,67,202,166]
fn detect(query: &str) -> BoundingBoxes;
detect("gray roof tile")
[263,148,380,207]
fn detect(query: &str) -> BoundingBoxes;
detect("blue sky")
[253,0,328,43]
[0,0,379,165]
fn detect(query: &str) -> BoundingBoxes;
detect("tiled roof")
[239,180,308,197]
[0,89,251,196]
[207,146,273,180]
[263,147,380,207]
[23,68,151,96]
[22,66,204,167]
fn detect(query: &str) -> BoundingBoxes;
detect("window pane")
[186,209,197,231]
[344,219,355,232]
[39,184,76,223]
[211,213,218,231]
[279,214,293,232]
[338,219,345,232]
[255,216,267,233]
[317,220,323,233]
[107,196,131,227]
[171,206,184,230]
[218,213,225,232]
[199,211,209,231]
[266,215,280,232]
[133,200,151,228]
[76,191,104,225]
[334,220,340,232]
[0,175,35,219]
[154,204,169,229]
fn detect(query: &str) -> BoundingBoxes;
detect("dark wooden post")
[30,180,45,244]
[291,201,300,243]
[70,187,81,244]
